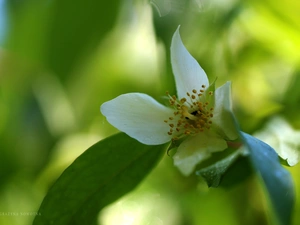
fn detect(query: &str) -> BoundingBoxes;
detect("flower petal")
[171,26,209,100]
[255,117,300,166]
[173,132,227,176]
[213,82,238,140]
[101,93,174,145]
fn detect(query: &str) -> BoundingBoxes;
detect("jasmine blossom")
[101,26,238,175]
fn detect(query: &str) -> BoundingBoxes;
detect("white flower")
[255,116,300,166]
[100,26,238,176]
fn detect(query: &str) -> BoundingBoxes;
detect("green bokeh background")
[0,0,300,224]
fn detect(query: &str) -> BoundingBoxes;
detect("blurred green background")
[0,0,300,224]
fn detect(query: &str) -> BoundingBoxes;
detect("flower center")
[164,85,214,141]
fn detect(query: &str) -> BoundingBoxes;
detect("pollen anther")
[164,85,214,140]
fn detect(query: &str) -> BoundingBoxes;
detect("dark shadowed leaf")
[196,147,248,187]
[241,132,295,225]
[33,132,166,225]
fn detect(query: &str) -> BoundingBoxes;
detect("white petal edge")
[213,82,238,140]
[100,93,174,145]
[173,132,227,176]
[255,117,300,166]
[171,26,209,100]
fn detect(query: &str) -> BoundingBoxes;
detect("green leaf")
[33,133,166,225]
[196,147,248,187]
[218,155,252,188]
[241,132,295,225]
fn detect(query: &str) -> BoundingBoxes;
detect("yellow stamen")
[164,87,214,140]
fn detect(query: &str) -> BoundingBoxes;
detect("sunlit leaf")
[33,133,166,225]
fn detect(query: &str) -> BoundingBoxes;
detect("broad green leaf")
[33,132,166,225]
[241,132,295,225]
